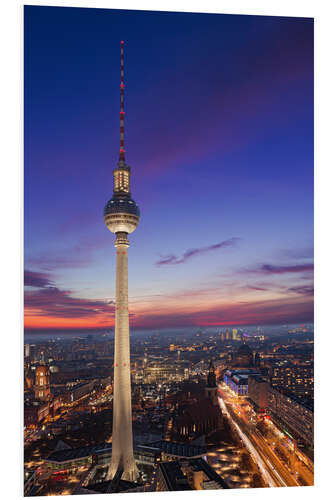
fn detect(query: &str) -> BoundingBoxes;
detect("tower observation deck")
[104,41,140,482]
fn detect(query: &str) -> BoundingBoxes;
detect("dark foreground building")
[156,458,229,491]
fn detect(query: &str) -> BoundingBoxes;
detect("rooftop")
[46,443,112,464]
[46,439,207,465]
[272,386,314,412]
[158,461,192,491]
[158,458,229,491]
[137,440,206,458]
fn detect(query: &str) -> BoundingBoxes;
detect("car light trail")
[218,397,287,488]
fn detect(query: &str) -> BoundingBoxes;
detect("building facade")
[268,386,313,448]
[247,375,269,414]
[223,369,260,396]
[34,364,51,401]
[270,362,313,399]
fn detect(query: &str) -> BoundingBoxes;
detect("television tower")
[104,41,140,482]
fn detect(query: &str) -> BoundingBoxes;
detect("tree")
[240,452,251,470]
[252,473,263,488]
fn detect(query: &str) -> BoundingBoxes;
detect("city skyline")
[24,6,313,332]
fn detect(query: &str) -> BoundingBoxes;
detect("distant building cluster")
[24,342,113,429]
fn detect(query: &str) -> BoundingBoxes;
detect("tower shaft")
[107,233,138,481]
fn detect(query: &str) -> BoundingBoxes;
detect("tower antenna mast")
[119,40,125,164]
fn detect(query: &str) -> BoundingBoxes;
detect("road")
[217,383,310,488]
[264,418,314,486]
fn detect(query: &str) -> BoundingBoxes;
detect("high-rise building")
[104,41,140,482]
[232,328,238,341]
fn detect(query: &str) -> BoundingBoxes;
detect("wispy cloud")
[245,285,269,291]
[24,270,54,288]
[24,268,314,329]
[240,263,314,275]
[288,285,314,296]
[156,237,240,266]
[130,296,314,329]
[25,286,115,319]
[24,269,115,319]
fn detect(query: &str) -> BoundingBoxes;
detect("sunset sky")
[24,6,313,332]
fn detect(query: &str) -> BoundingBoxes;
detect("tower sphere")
[104,193,140,234]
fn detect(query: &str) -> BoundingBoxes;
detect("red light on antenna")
[121,40,124,44]
[120,111,125,114]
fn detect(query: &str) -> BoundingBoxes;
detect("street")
[217,383,313,488]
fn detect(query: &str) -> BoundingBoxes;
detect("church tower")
[205,360,218,406]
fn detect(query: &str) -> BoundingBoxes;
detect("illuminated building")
[34,364,51,401]
[136,441,206,463]
[45,443,114,474]
[65,381,95,404]
[24,401,49,426]
[270,362,313,399]
[268,386,313,448]
[24,367,34,391]
[143,363,188,384]
[225,329,230,340]
[104,42,139,482]
[223,369,260,396]
[232,328,238,341]
[204,360,218,405]
[253,334,265,342]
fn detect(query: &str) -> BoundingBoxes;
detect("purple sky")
[24,6,313,331]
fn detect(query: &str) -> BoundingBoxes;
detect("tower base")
[107,454,139,482]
